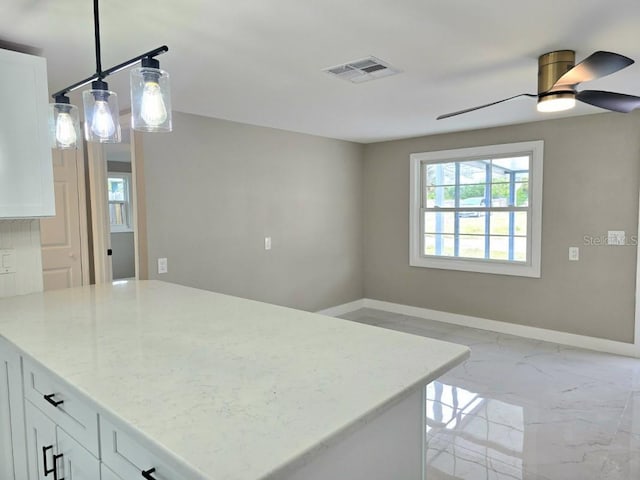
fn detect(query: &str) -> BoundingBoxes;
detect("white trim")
[318,298,640,358]
[315,299,365,317]
[76,144,91,286]
[635,183,640,347]
[409,141,543,278]
[87,143,113,284]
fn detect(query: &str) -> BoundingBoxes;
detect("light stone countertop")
[0,280,469,480]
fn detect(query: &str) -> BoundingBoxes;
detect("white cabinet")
[0,337,28,479]
[25,401,57,480]
[101,416,182,480]
[6,339,186,480]
[25,401,100,480]
[23,357,100,456]
[101,464,126,480]
[57,427,101,480]
[0,48,54,218]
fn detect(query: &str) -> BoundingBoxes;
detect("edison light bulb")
[91,100,116,138]
[140,81,167,127]
[55,112,77,148]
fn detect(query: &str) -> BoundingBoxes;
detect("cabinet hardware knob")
[142,468,157,480]
[42,445,54,476]
[44,393,64,407]
[53,453,64,480]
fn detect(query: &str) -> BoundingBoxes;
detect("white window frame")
[107,172,133,233]
[409,141,543,278]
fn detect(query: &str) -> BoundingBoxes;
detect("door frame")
[86,119,148,284]
[76,146,91,286]
[86,142,112,284]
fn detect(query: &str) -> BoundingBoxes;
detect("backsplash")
[0,220,43,298]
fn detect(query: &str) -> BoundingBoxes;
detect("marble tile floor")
[340,308,640,480]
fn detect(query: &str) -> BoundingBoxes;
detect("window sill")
[410,255,540,278]
[110,228,134,234]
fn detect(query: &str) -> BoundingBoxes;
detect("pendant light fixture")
[49,0,172,149]
[49,95,80,149]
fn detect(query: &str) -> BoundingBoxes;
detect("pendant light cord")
[93,0,103,77]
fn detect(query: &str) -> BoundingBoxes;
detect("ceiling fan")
[437,50,640,120]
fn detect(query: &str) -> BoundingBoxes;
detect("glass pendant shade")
[130,63,172,132]
[49,101,80,149]
[82,82,121,143]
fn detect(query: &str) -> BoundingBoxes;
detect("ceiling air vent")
[323,56,401,83]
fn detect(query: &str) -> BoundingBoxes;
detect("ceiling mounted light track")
[49,0,172,149]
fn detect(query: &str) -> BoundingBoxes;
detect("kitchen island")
[0,281,469,480]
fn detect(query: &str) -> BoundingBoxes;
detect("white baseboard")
[315,299,365,317]
[318,298,640,358]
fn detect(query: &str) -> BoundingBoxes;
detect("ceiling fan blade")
[553,51,634,88]
[576,90,640,113]
[437,93,537,120]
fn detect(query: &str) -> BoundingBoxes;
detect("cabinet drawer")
[101,416,182,480]
[23,358,99,457]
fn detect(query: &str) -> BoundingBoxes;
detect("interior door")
[40,149,84,290]
[25,401,57,480]
[56,427,100,480]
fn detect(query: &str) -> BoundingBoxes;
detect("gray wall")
[364,112,640,343]
[111,232,135,279]
[142,112,364,311]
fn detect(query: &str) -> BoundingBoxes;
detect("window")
[409,141,543,277]
[108,173,133,232]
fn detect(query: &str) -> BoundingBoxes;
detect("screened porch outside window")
[423,156,529,262]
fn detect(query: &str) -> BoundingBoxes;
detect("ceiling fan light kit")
[536,92,576,113]
[437,49,640,120]
[49,0,172,149]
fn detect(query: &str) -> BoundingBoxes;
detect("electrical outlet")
[569,247,579,261]
[157,257,168,274]
[264,237,272,250]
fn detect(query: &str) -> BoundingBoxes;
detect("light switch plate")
[264,237,272,251]
[0,249,16,274]
[157,257,168,274]
[608,231,626,246]
[569,247,579,261]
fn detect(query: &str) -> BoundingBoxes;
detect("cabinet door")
[0,48,54,218]
[56,427,100,480]
[0,345,14,479]
[101,464,126,480]
[25,401,57,480]
[0,338,29,479]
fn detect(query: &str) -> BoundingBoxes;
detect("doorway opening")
[105,136,135,280]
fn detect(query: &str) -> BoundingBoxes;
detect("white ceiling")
[3,0,640,143]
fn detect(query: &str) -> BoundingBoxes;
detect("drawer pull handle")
[42,445,54,476]
[142,468,157,480]
[44,393,64,408]
[53,453,65,480]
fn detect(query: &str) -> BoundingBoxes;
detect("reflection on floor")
[340,309,640,480]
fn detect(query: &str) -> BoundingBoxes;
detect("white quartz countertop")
[0,281,469,479]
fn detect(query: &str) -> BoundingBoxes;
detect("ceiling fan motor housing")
[538,50,575,95]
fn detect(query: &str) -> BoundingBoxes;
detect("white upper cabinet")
[0,48,54,218]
